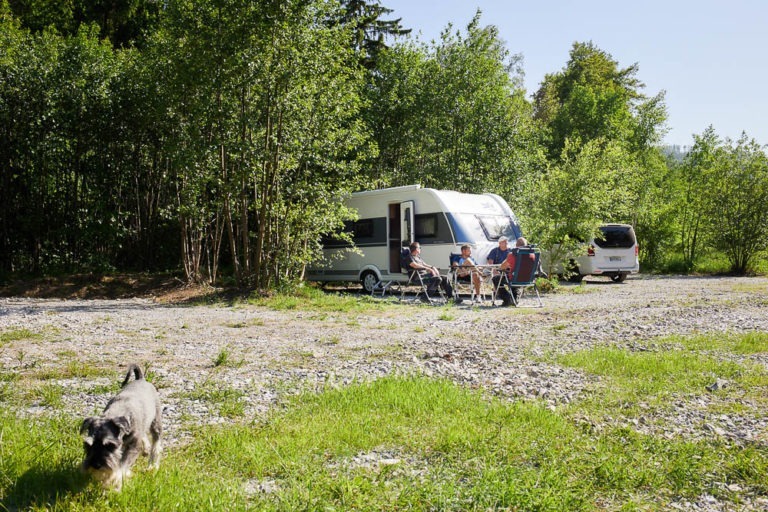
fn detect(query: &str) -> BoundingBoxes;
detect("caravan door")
[388,201,414,273]
[401,201,415,244]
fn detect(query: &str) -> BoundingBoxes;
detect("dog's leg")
[147,417,162,469]
[147,407,163,469]
[147,438,162,470]
[104,470,124,492]
[120,442,142,481]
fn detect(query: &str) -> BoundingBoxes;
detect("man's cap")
[498,236,509,242]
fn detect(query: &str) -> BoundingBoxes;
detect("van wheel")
[361,271,379,293]
[610,273,627,283]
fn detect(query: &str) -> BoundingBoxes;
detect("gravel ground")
[2,274,768,509]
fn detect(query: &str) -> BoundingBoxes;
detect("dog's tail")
[122,364,144,386]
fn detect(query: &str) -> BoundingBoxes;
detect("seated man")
[487,236,513,306]
[453,244,482,298]
[499,237,535,306]
[407,242,454,301]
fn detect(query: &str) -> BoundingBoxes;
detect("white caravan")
[307,185,522,292]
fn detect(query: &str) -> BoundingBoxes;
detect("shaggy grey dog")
[80,364,162,491]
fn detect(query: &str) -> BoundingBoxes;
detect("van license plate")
[609,256,622,262]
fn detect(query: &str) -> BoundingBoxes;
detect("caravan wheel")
[361,271,379,293]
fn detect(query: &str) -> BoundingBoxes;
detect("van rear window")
[595,226,636,249]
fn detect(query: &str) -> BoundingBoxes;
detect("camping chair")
[448,253,483,304]
[497,246,543,307]
[400,247,446,304]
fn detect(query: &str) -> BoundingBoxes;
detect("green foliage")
[7,0,161,47]
[153,0,372,287]
[674,127,721,270]
[529,41,672,272]
[670,128,768,274]
[534,41,666,159]
[522,139,628,273]
[1,2,766,285]
[708,135,768,273]
[364,12,544,197]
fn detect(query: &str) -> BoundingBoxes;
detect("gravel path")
[2,274,768,507]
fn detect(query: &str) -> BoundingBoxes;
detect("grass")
[247,286,388,313]
[666,331,768,355]
[2,323,768,510]
[0,328,42,345]
[177,380,247,419]
[2,376,767,510]
[555,332,768,419]
[35,361,109,381]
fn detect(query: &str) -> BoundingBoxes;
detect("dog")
[80,364,162,491]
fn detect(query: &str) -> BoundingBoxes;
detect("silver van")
[572,224,639,282]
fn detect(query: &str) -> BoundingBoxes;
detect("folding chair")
[400,247,446,304]
[370,278,401,298]
[497,246,543,307]
[448,253,483,304]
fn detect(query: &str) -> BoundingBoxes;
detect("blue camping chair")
[448,253,484,304]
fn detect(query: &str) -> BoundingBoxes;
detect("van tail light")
[635,245,639,256]
[587,245,595,257]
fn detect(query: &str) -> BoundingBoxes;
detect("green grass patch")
[663,331,768,355]
[558,347,745,397]
[178,378,766,509]
[213,345,245,368]
[247,286,388,313]
[3,377,767,510]
[178,380,246,419]
[0,328,42,345]
[34,361,109,381]
[567,283,595,294]
[31,383,65,408]
[556,333,768,411]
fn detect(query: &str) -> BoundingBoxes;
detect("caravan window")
[414,213,453,243]
[477,215,517,240]
[449,213,518,242]
[415,214,438,237]
[321,217,386,248]
[353,219,374,238]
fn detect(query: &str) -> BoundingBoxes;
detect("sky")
[381,0,768,147]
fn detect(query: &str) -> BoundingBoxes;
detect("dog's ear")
[110,416,132,438]
[81,417,96,435]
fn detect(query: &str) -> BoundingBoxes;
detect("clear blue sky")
[382,0,768,147]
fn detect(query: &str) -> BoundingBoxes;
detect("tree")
[708,134,768,274]
[337,0,411,69]
[520,138,632,275]
[153,0,371,287]
[7,0,161,47]
[531,41,668,267]
[533,41,666,160]
[675,126,721,270]
[0,8,133,274]
[364,11,543,198]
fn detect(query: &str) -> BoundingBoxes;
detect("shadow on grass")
[1,465,91,510]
